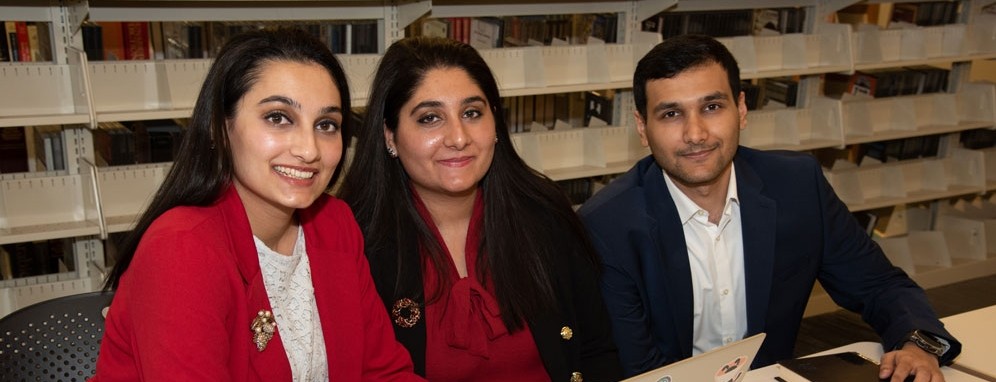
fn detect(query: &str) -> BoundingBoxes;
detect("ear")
[737,91,748,131]
[634,110,650,147]
[383,123,396,151]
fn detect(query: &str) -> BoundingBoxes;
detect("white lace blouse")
[254,227,329,381]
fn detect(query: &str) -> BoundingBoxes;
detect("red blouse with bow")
[413,190,550,381]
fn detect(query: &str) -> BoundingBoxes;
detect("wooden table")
[942,305,996,381]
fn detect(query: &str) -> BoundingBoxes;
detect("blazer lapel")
[217,185,293,380]
[642,164,695,357]
[300,196,362,380]
[733,154,777,336]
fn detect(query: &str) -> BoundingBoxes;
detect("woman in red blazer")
[92,29,421,381]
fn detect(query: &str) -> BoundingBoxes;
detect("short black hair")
[633,34,741,119]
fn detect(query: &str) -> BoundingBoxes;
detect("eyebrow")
[408,96,488,117]
[259,95,300,109]
[651,91,729,114]
[259,95,342,115]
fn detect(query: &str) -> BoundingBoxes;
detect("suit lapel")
[643,164,695,357]
[733,154,777,335]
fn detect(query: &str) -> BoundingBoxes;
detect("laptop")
[622,333,767,382]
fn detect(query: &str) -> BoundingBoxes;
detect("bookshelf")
[1,0,995,318]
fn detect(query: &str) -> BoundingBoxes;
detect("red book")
[99,22,125,61]
[123,22,150,60]
[15,22,31,62]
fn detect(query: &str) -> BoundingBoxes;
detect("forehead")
[250,60,334,91]
[411,67,483,99]
[645,62,733,104]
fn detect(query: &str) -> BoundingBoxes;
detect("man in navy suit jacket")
[578,34,960,381]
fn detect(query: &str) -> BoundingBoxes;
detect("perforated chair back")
[0,291,114,382]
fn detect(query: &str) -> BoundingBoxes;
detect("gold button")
[570,371,583,382]
[560,326,573,340]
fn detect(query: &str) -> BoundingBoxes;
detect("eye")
[662,110,680,119]
[463,109,483,119]
[704,103,723,112]
[264,111,292,125]
[316,119,339,133]
[417,113,442,125]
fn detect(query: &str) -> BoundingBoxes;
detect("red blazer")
[93,186,422,381]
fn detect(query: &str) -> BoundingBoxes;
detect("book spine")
[15,21,30,62]
[123,22,151,60]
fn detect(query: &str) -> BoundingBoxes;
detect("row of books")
[0,126,70,173]
[503,92,590,133]
[960,128,996,150]
[1,21,52,62]
[409,13,619,49]
[0,239,73,281]
[94,120,186,167]
[759,78,799,108]
[823,66,949,99]
[557,178,595,206]
[734,78,797,111]
[642,8,806,39]
[3,127,66,173]
[81,19,380,61]
[891,1,962,27]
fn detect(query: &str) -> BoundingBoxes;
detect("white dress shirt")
[662,165,748,355]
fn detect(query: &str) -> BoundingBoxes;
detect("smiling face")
[635,61,747,193]
[227,59,343,221]
[385,67,497,200]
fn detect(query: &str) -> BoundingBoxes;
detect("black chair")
[0,291,114,382]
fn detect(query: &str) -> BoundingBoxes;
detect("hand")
[879,342,945,382]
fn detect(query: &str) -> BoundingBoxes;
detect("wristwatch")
[902,329,947,358]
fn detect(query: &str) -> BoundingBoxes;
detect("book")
[15,21,30,62]
[776,352,881,382]
[0,21,9,62]
[0,126,29,174]
[32,22,52,62]
[5,21,19,62]
[469,17,503,49]
[123,21,151,60]
[98,21,125,60]
[81,23,104,61]
[421,18,449,39]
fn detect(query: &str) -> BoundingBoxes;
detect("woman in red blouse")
[340,36,622,381]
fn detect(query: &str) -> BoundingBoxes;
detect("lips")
[273,165,317,180]
[438,156,474,167]
[680,144,719,159]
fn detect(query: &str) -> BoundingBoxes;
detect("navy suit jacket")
[578,147,960,377]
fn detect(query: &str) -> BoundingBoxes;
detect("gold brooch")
[250,310,276,351]
[391,298,421,328]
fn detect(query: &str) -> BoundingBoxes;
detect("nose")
[683,112,708,144]
[444,119,471,150]
[290,127,320,163]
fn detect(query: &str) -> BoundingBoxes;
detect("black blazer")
[578,147,961,376]
[367,214,622,382]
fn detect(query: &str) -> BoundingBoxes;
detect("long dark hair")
[340,36,597,330]
[104,28,351,290]
[633,34,742,120]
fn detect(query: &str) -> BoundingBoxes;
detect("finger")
[880,352,897,379]
[891,362,914,382]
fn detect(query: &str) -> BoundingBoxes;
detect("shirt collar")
[662,164,739,225]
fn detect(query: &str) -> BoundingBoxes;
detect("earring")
[387,146,398,158]
[494,137,499,143]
